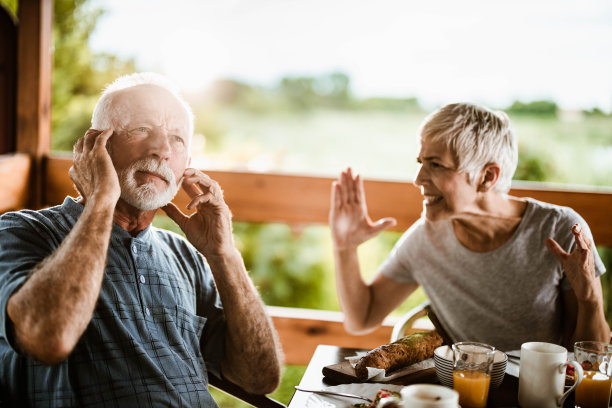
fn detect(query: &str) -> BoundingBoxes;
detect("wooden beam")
[0,5,17,154]
[16,0,53,207]
[44,157,612,246]
[268,307,397,365]
[0,153,31,213]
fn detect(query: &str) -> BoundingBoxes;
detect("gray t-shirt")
[380,198,605,351]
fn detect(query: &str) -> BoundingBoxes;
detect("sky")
[89,0,612,112]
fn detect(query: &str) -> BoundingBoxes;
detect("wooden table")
[289,344,576,408]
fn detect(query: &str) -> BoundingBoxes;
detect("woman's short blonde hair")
[418,102,518,193]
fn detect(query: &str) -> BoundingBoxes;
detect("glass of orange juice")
[574,341,612,408]
[452,342,495,408]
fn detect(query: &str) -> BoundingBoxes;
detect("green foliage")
[233,222,338,310]
[513,145,555,182]
[598,247,612,326]
[507,100,558,116]
[359,96,422,112]
[208,365,306,407]
[279,72,351,111]
[0,0,17,18]
[584,107,612,117]
[52,0,136,152]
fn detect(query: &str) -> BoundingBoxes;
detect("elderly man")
[0,73,281,406]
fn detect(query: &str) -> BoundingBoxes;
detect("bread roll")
[354,330,443,380]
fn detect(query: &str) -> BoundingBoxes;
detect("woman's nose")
[414,164,427,187]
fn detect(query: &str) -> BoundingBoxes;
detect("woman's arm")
[330,168,417,334]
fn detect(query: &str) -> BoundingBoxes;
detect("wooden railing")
[2,154,612,365]
[44,157,612,245]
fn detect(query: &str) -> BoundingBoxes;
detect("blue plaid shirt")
[0,197,226,407]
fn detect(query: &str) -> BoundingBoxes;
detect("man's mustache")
[129,158,176,185]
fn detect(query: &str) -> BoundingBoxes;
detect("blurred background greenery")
[3,0,611,406]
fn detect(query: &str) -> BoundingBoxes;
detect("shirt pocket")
[174,305,207,354]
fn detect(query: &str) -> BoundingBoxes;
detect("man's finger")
[93,129,114,150]
[73,137,84,155]
[83,129,101,150]
[161,203,187,228]
[545,238,568,261]
[181,177,203,198]
[187,193,214,210]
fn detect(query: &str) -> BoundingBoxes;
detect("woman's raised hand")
[545,224,601,303]
[329,168,396,250]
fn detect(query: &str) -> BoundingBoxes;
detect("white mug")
[400,384,459,408]
[518,342,583,408]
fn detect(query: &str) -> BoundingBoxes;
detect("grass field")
[192,108,612,188]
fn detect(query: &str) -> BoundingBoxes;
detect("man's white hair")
[418,102,518,193]
[91,72,194,140]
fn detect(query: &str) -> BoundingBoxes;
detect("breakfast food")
[354,389,401,408]
[354,330,443,381]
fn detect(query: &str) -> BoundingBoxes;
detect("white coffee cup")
[518,342,583,408]
[400,384,459,408]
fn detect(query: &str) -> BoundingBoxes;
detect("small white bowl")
[433,345,507,390]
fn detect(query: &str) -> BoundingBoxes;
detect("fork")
[294,386,373,402]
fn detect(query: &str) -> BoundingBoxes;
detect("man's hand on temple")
[69,128,121,207]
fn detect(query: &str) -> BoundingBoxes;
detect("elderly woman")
[330,102,609,351]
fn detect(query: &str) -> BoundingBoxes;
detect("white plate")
[304,383,404,408]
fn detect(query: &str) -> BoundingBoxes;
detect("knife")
[294,386,373,402]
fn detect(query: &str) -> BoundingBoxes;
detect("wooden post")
[0,5,17,154]
[16,0,53,208]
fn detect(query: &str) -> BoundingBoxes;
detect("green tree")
[507,100,558,116]
[0,0,17,17]
[52,0,136,151]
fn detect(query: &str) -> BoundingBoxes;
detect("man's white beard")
[118,158,179,211]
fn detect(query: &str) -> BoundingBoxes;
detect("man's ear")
[478,163,501,192]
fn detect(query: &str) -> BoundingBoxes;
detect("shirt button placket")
[131,242,149,319]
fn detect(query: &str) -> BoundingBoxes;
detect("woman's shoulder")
[522,197,584,225]
[517,197,591,245]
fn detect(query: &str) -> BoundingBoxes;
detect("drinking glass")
[574,341,612,408]
[452,342,495,408]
